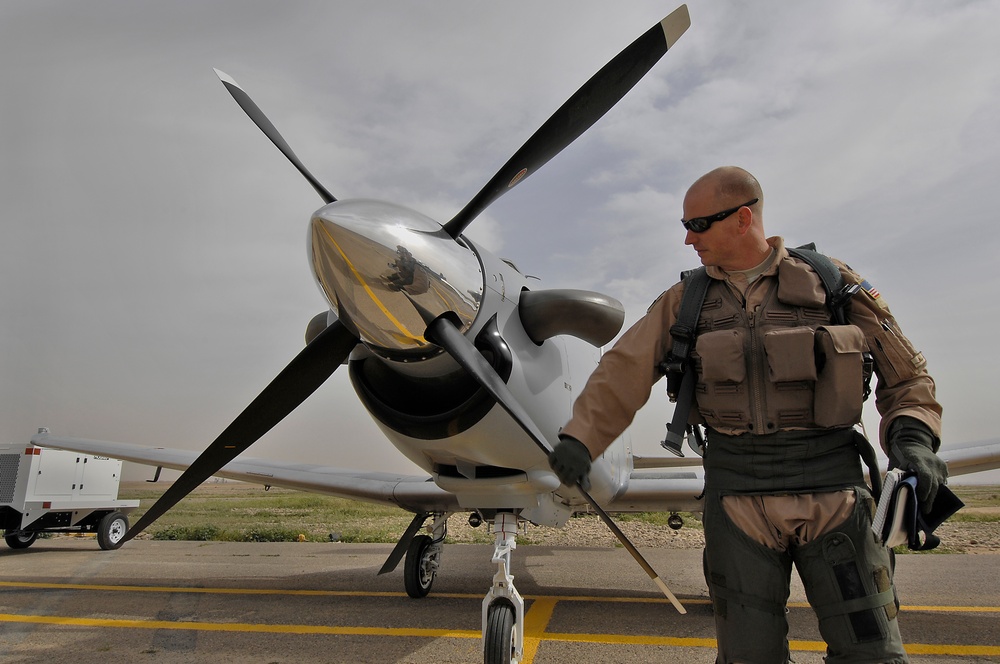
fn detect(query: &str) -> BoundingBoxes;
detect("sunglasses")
[681,198,758,233]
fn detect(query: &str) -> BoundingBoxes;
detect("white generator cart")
[1,440,139,550]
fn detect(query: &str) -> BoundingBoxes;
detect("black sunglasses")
[681,198,758,233]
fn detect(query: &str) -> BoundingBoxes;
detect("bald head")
[682,166,770,271]
[687,166,763,213]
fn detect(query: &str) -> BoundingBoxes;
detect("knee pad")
[816,531,896,641]
[795,494,902,654]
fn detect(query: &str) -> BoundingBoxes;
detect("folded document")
[871,469,964,551]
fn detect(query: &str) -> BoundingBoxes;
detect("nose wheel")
[482,512,524,663]
[485,599,516,664]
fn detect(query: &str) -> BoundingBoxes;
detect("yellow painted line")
[3,582,998,613]
[0,613,479,639]
[522,598,557,664]
[4,582,999,658]
[314,221,422,343]
[542,631,719,648]
[1,612,998,657]
[0,580,410,597]
[900,604,1000,613]
[4,613,998,658]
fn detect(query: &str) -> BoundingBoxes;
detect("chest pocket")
[763,327,817,382]
[694,329,746,383]
[814,325,866,427]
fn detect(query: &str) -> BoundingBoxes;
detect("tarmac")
[1,538,998,663]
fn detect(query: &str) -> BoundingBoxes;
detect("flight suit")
[561,237,942,663]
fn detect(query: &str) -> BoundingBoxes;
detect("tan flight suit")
[561,237,942,663]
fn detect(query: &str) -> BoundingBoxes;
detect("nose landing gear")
[482,512,524,664]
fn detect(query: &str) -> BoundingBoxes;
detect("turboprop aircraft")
[27,7,695,662]
[20,4,1000,663]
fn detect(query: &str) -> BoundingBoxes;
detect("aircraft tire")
[484,599,515,664]
[404,534,435,598]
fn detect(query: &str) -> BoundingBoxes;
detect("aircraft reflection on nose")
[309,199,484,359]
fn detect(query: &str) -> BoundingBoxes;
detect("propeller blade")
[424,316,687,613]
[124,320,358,540]
[214,68,337,204]
[441,4,690,239]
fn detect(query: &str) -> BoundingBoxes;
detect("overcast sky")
[2,1,998,484]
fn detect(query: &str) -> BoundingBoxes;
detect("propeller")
[422,314,687,614]
[214,68,336,205]
[124,320,358,540]
[441,4,690,239]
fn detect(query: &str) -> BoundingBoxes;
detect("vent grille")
[0,454,20,503]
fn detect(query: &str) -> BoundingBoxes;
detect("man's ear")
[736,205,754,234]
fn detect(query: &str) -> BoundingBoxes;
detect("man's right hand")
[548,436,592,491]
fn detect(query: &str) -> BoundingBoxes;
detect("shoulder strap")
[787,245,858,325]
[660,267,710,456]
[663,267,710,400]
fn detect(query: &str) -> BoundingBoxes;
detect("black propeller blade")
[124,320,358,540]
[441,5,690,239]
[214,68,337,204]
[423,315,687,614]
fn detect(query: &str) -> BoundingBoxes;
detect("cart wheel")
[4,531,38,549]
[97,512,129,550]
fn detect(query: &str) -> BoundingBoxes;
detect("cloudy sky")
[2,1,998,483]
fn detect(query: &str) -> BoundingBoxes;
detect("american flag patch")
[861,278,881,299]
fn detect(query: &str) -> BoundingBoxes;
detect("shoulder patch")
[860,277,889,310]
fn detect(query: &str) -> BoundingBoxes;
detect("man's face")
[681,185,743,269]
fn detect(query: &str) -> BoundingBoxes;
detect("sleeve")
[838,262,943,453]
[560,284,683,460]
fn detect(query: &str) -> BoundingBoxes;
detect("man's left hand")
[888,416,948,514]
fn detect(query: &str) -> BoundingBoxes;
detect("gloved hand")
[888,416,948,514]
[548,435,592,491]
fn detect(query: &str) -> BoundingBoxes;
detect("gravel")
[445,512,1000,554]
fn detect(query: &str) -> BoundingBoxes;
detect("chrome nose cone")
[309,199,484,359]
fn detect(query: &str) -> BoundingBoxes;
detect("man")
[548,166,947,663]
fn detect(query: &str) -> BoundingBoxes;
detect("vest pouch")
[814,325,865,427]
[694,329,746,383]
[763,327,817,382]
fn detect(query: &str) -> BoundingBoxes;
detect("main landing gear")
[403,512,447,598]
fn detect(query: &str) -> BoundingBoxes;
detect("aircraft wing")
[30,431,460,514]
[940,438,1000,477]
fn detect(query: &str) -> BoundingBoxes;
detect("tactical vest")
[690,258,867,434]
[660,247,881,495]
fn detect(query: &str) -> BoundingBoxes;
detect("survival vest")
[661,245,874,457]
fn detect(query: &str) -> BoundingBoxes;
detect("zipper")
[742,279,777,434]
[723,281,769,434]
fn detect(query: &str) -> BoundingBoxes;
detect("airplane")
[16,4,1000,662]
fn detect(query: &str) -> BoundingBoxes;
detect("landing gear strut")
[482,512,524,664]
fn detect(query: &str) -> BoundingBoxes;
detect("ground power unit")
[1,432,139,550]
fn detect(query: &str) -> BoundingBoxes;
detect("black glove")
[888,416,948,514]
[548,435,592,491]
